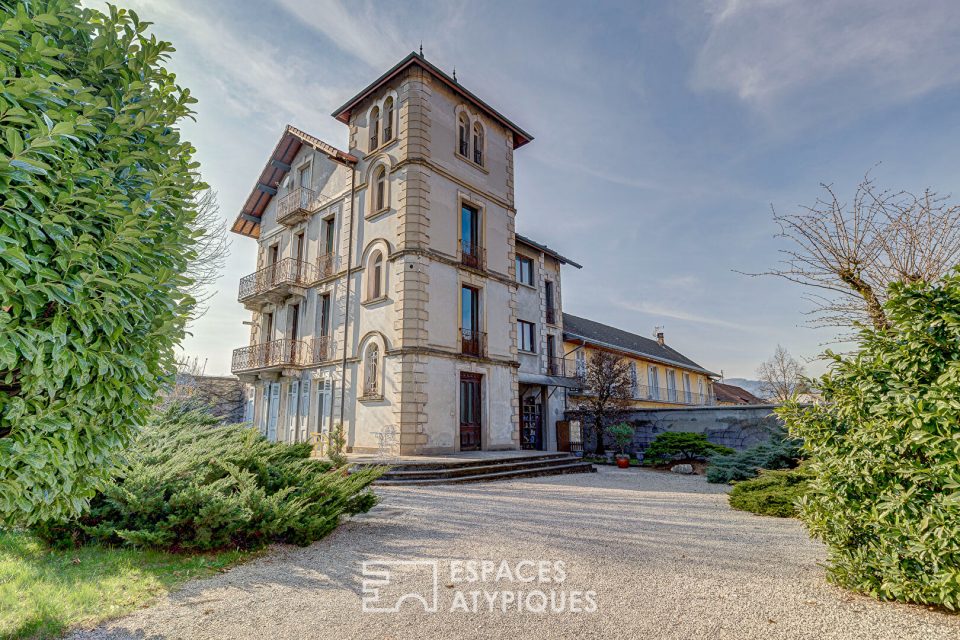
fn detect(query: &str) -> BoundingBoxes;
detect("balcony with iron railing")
[460,329,486,358]
[631,383,714,406]
[231,338,308,374]
[238,258,319,309]
[309,335,332,364]
[546,354,581,380]
[316,252,335,280]
[545,306,557,325]
[459,239,485,270]
[276,187,331,226]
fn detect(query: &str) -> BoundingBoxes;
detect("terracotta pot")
[615,455,630,469]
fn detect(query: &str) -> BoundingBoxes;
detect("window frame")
[516,255,535,286]
[517,319,536,353]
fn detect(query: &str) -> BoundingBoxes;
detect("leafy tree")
[781,267,960,608]
[643,432,734,465]
[575,350,632,455]
[0,1,204,524]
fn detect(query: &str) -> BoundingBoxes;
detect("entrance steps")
[361,452,595,486]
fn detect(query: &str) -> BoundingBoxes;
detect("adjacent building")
[229,52,717,455]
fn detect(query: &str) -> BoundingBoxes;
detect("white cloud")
[691,0,960,119]
[616,300,748,330]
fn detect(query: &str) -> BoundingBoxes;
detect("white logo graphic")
[361,560,440,613]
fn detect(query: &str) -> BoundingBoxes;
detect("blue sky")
[103,0,960,378]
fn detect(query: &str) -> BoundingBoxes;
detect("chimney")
[656,331,665,346]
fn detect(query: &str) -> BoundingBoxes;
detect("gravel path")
[69,467,960,640]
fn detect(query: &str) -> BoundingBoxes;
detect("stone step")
[355,452,572,472]
[375,461,596,486]
[379,455,588,481]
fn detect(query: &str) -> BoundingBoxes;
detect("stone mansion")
[230,52,717,455]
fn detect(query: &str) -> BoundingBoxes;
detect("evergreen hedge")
[706,434,802,484]
[643,431,734,465]
[33,408,382,551]
[781,268,960,609]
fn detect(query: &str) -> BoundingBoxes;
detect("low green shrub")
[606,423,634,455]
[643,432,734,465]
[32,407,382,551]
[706,435,802,484]
[781,269,960,609]
[728,467,811,517]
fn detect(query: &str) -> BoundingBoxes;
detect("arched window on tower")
[472,122,484,165]
[366,250,385,301]
[383,97,394,142]
[369,106,380,150]
[458,113,469,157]
[374,166,386,212]
[363,344,380,397]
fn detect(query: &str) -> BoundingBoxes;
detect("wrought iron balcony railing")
[631,384,714,406]
[309,335,332,364]
[231,339,308,374]
[459,240,485,270]
[238,258,319,304]
[316,252,335,280]
[460,329,486,357]
[545,306,557,325]
[276,187,331,226]
[546,355,580,379]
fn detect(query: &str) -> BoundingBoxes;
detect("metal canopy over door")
[459,372,482,451]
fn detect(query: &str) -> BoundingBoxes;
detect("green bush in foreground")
[707,434,802,484]
[781,268,960,609]
[728,467,811,518]
[643,431,734,465]
[0,0,205,525]
[33,408,382,551]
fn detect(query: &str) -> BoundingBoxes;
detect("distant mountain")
[722,378,769,399]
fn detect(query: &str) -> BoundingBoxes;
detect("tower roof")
[331,51,534,149]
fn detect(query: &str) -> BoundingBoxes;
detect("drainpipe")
[338,166,357,429]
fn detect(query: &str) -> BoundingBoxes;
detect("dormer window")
[383,97,394,142]
[369,106,380,151]
[458,113,469,157]
[472,122,484,165]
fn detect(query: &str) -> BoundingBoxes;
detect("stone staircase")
[367,452,595,486]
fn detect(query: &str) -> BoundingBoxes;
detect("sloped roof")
[515,234,582,268]
[331,51,534,149]
[562,313,717,377]
[230,125,357,239]
[713,382,764,405]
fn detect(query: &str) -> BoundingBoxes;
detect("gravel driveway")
[69,467,959,640]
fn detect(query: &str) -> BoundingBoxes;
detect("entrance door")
[459,372,482,451]
[521,396,543,450]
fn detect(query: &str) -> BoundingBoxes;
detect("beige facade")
[229,52,716,455]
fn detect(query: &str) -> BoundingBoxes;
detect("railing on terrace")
[546,355,580,379]
[276,187,333,225]
[460,329,486,357]
[237,258,319,302]
[631,383,713,406]
[317,252,335,279]
[231,339,308,373]
[309,335,332,364]
[459,240,485,270]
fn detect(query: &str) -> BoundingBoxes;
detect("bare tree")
[575,350,633,455]
[757,345,806,403]
[184,189,230,321]
[753,175,960,331]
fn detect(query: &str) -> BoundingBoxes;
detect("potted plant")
[606,422,635,469]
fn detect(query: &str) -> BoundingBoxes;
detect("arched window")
[364,344,380,397]
[458,113,469,157]
[369,107,380,150]
[472,122,484,165]
[367,250,384,300]
[374,166,386,212]
[383,97,394,142]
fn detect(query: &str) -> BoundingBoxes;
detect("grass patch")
[0,529,252,640]
[728,467,811,517]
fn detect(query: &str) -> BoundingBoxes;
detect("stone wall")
[160,375,249,424]
[569,405,783,454]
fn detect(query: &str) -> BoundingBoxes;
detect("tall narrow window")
[367,251,384,300]
[374,166,386,211]
[683,373,692,404]
[364,344,380,397]
[473,122,483,165]
[383,97,394,142]
[518,320,536,353]
[318,293,331,337]
[630,363,639,398]
[369,106,380,150]
[460,204,481,268]
[545,281,556,324]
[575,350,586,378]
[263,312,274,342]
[648,366,660,400]
[461,285,481,356]
[458,113,469,157]
[516,255,535,285]
[297,164,310,188]
[546,334,556,374]
[667,369,677,402]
